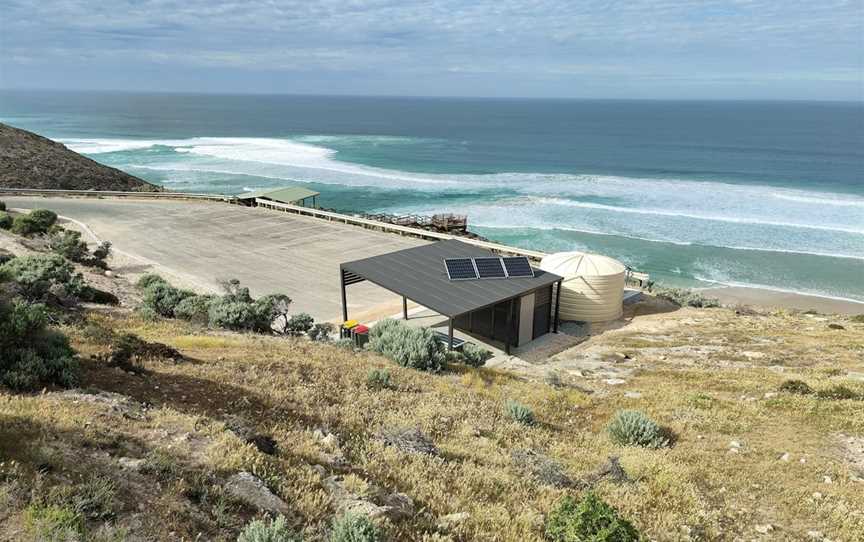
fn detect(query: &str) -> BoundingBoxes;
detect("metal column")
[403,296,408,320]
[340,270,348,322]
[448,318,454,350]
[553,279,562,333]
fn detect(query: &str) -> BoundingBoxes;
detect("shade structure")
[540,252,626,322]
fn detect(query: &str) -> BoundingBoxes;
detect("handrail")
[0,187,232,201]
[254,198,549,260]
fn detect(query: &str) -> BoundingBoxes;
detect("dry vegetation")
[1,301,863,541]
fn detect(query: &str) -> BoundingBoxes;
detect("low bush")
[174,294,214,324]
[283,312,314,335]
[238,515,302,542]
[851,314,864,324]
[24,504,85,541]
[92,240,112,262]
[47,229,89,262]
[142,281,195,318]
[0,211,11,230]
[366,368,392,390]
[0,249,14,265]
[816,385,862,401]
[652,286,719,308]
[330,512,381,542]
[0,298,79,391]
[367,319,444,372]
[460,342,493,367]
[207,297,261,331]
[256,293,293,333]
[779,379,813,395]
[0,253,85,301]
[545,493,640,542]
[308,322,335,342]
[505,399,535,426]
[136,273,167,290]
[11,209,58,236]
[606,410,669,448]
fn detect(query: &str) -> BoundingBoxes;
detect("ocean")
[1,90,862,302]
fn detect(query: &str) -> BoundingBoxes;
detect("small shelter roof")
[236,186,319,204]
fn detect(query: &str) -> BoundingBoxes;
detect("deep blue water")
[1,90,862,301]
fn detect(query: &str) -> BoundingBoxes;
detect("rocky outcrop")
[0,122,159,191]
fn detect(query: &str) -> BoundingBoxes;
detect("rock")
[603,378,627,386]
[104,270,114,278]
[812,492,823,500]
[381,492,415,519]
[755,524,773,534]
[729,440,742,449]
[823,475,832,484]
[247,435,277,455]
[376,427,438,455]
[779,453,790,462]
[436,512,470,532]
[511,449,573,488]
[763,392,778,399]
[807,531,824,540]
[742,351,766,359]
[225,472,290,515]
[118,457,146,470]
[624,391,642,399]
[827,323,845,330]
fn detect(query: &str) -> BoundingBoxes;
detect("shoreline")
[703,286,864,315]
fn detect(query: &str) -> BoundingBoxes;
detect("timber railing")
[254,198,548,260]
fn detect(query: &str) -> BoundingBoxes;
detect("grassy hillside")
[0,123,159,192]
[2,305,863,540]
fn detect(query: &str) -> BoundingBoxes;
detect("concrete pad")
[5,197,425,321]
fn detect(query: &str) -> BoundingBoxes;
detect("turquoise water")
[1,91,862,301]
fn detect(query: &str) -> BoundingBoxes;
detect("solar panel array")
[444,256,534,281]
[444,258,478,280]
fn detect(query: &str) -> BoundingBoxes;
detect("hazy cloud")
[1,0,862,99]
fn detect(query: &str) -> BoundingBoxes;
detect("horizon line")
[1,86,862,104]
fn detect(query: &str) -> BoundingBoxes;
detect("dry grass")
[1,307,863,541]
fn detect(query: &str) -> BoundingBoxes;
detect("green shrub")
[255,293,293,333]
[851,314,864,324]
[652,286,719,308]
[29,209,58,230]
[330,512,381,542]
[0,201,5,211]
[308,322,335,342]
[136,273,167,289]
[24,504,85,540]
[47,229,89,262]
[0,253,85,301]
[0,299,79,390]
[208,297,260,330]
[0,211,11,230]
[142,281,195,318]
[505,399,535,426]
[92,241,112,261]
[174,294,215,324]
[0,249,14,265]
[366,368,392,390]
[779,379,813,395]
[284,312,314,335]
[606,410,668,448]
[11,216,41,235]
[460,343,492,367]
[816,385,862,401]
[545,493,640,542]
[367,319,444,372]
[238,515,302,542]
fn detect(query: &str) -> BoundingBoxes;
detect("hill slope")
[0,123,159,191]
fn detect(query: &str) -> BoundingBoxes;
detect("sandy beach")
[703,286,864,315]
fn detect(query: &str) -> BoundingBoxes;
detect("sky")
[1,0,862,100]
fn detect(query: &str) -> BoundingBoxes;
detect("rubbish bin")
[341,319,358,339]
[352,324,369,348]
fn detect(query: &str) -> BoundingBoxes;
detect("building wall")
[518,293,535,346]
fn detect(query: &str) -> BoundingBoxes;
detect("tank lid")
[540,252,626,277]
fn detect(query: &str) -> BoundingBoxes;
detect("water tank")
[540,252,626,322]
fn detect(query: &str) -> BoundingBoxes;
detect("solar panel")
[444,258,478,280]
[474,257,507,279]
[502,257,534,278]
